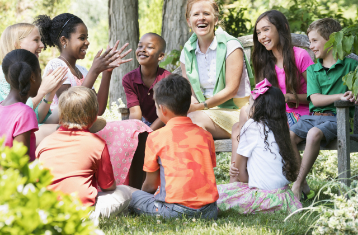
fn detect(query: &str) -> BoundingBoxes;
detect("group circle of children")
[1,0,358,220]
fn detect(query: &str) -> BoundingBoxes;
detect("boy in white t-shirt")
[217,79,302,214]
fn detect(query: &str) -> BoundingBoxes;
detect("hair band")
[251,78,272,100]
[56,16,75,41]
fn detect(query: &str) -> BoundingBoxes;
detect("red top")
[122,66,171,123]
[36,127,115,206]
[144,117,219,209]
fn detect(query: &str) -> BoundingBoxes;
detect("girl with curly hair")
[217,79,302,214]
[35,13,152,189]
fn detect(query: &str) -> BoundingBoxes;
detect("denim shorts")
[290,115,337,147]
[128,190,218,219]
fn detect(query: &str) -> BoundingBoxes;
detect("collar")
[58,126,90,132]
[195,36,217,54]
[313,58,344,72]
[165,116,193,127]
[133,65,161,85]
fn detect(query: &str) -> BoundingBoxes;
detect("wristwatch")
[43,98,53,104]
[202,101,209,110]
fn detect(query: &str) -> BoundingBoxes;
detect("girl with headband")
[217,79,301,214]
[35,13,152,189]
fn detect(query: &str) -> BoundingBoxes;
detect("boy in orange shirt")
[36,87,131,219]
[128,74,219,219]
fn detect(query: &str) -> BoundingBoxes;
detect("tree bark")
[161,0,191,70]
[108,0,139,106]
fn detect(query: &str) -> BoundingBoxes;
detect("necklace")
[59,56,82,79]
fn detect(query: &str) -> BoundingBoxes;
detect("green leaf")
[334,31,344,60]
[353,75,358,98]
[324,32,336,52]
[342,35,354,55]
[342,71,354,90]
[353,36,358,55]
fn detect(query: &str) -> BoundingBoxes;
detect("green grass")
[99,151,357,234]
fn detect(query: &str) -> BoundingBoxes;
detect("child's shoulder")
[157,67,171,77]
[123,67,141,81]
[341,57,358,67]
[293,46,312,59]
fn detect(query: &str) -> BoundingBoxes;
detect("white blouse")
[180,36,251,98]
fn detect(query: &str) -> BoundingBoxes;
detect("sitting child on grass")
[220,79,302,214]
[36,86,131,219]
[122,33,171,130]
[290,18,358,200]
[0,49,41,161]
[128,74,219,219]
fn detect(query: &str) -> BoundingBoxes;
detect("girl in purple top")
[0,49,41,161]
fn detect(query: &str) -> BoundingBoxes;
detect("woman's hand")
[91,40,133,75]
[187,102,204,113]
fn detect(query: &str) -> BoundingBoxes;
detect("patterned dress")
[44,58,152,185]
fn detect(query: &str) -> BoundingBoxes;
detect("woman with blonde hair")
[180,0,253,139]
[0,23,67,125]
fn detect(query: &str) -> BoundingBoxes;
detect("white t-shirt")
[237,119,290,190]
[180,36,251,98]
[43,58,90,110]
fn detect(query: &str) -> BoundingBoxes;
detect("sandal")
[301,190,315,202]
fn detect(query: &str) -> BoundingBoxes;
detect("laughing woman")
[35,13,152,189]
[180,0,253,139]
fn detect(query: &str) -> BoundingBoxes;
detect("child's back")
[36,127,110,206]
[145,116,218,209]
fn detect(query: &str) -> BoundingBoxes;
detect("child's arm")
[141,170,160,194]
[96,70,112,115]
[310,91,355,107]
[285,71,310,107]
[150,118,165,131]
[13,131,31,156]
[230,155,248,183]
[129,106,142,120]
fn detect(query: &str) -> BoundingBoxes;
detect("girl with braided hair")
[0,49,43,161]
[35,13,152,189]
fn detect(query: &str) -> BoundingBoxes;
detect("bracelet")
[43,98,53,104]
[202,101,209,110]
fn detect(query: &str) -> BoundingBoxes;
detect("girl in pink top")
[252,10,314,124]
[0,49,41,161]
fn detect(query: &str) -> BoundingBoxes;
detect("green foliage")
[325,24,358,96]
[159,48,181,71]
[139,0,164,37]
[0,139,101,235]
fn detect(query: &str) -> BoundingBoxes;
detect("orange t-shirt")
[36,127,115,206]
[144,116,218,209]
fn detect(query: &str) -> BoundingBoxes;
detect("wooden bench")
[119,33,358,185]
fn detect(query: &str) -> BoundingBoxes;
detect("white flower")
[22,183,35,195]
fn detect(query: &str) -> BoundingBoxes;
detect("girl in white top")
[180,0,252,139]
[217,79,302,214]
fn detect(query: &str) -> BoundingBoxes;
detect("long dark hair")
[243,87,299,182]
[2,49,40,97]
[252,10,301,104]
[34,13,84,50]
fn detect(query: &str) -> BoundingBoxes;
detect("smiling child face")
[136,34,164,66]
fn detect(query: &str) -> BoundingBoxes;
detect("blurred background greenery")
[0,0,357,88]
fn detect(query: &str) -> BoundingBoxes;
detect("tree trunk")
[108,0,139,106]
[161,0,191,70]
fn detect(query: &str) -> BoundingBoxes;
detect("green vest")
[183,29,253,109]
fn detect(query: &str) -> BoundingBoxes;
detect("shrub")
[0,138,102,235]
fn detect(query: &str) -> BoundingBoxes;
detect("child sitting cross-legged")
[36,86,132,219]
[128,74,219,219]
[122,33,170,130]
[290,18,358,200]
[219,79,302,214]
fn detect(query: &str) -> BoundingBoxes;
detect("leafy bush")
[0,139,102,235]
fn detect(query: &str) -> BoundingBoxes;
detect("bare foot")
[291,182,302,200]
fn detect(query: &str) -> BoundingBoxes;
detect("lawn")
[99,151,358,235]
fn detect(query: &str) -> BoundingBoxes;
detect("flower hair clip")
[251,78,272,100]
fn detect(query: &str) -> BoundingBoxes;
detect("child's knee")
[306,127,324,142]
[290,131,302,144]
[231,122,240,134]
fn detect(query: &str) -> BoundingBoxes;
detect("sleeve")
[237,120,258,158]
[179,49,185,64]
[226,40,243,59]
[306,66,321,101]
[77,65,94,89]
[122,75,140,108]
[96,144,115,189]
[143,133,160,172]
[297,48,314,73]
[13,107,39,138]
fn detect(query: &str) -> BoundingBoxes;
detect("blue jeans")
[129,190,218,219]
